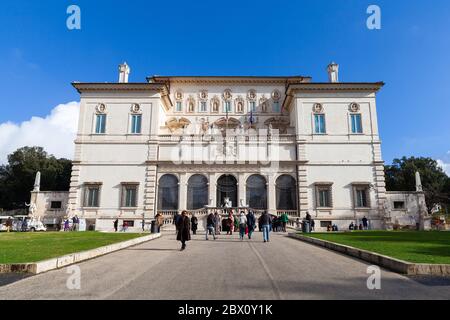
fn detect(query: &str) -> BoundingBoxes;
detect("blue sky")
[0,0,449,169]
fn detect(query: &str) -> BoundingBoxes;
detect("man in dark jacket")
[260,211,272,243]
[246,211,256,240]
[191,214,198,235]
[205,212,216,240]
[176,211,191,251]
[113,219,118,232]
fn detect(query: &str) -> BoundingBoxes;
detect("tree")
[0,147,72,211]
[385,157,450,213]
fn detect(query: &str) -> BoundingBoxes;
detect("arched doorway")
[246,175,267,209]
[216,175,238,208]
[276,175,297,210]
[187,174,209,210]
[157,174,179,211]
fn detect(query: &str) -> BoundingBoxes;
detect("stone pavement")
[1,231,450,300]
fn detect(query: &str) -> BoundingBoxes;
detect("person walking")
[205,212,216,240]
[174,212,182,235]
[5,217,12,233]
[280,212,289,232]
[362,216,368,230]
[64,219,70,232]
[214,211,221,235]
[227,212,234,235]
[113,219,118,232]
[238,211,247,240]
[246,210,256,240]
[176,210,191,250]
[122,221,128,232]
[234,213,239,233]
[260,211,272,243]
[72,215,79,231]
[155,212,164,233]
[310,219,315,232]
[191,213,198,235]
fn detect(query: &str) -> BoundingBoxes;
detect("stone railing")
[155,134,296,143]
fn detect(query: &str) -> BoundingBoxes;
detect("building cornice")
[71,82,164,93]
[283,82,385,112]
[147,75,312,85]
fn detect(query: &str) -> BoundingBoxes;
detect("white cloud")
[0,102,79,164]
[437,159,450,176]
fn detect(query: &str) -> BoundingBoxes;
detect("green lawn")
[303,231,450,264]
[0,232,147,264]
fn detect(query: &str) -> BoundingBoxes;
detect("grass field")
[0,232,147,264]
[303,231,450,264]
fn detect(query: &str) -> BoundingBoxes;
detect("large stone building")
[30,63,429,231]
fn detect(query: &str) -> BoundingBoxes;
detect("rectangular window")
[50,201,62,209]
[224,101,232,113]
[320,221,332,228]
[84,185,101,207]
[354,186,370,208]
[95,114,106,134]
[351,114,363,134]
[121,184,138,207]
[175,101,182,112]
[123,220,135,227]
[273,102,280,113]
[249,101,256,113]
[316,185,332,208]
[314,114,326,134]
[200,101,207,112]
[130,114,142,134]
[394,201,405,209]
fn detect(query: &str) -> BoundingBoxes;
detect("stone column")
[268,174,277,215]
[179,173,188,211]
[238,173,246,207]
[209,173,216,207]
[144,164,157,218]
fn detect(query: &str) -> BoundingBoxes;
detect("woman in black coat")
[177,211,191,250]
[191,214,198,235]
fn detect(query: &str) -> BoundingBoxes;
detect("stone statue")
[25,202,37,216]
[224,197,232,208]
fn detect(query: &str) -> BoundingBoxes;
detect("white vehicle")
[11,216,47,232]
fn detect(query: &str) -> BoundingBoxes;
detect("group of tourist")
[349,216,369,231]
[62,215,80,232]
[172,210,284,251]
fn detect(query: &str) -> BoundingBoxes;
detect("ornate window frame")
[314,182,333,209]
[211,96,220,113]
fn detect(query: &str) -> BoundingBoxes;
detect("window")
[249,101,257,113]
[351,114,363,134]
[224,101,232,113]
[84,184,101,207]
[158,175,179,211]
[50,201,62,209]
[187,175,209,210]
[315,184,333,208]
[353,185,370,208]
[121,184,138,207]
[175,101,182,112]
[246,175,267,210]
[95,114,106,134]
[394,201,405,209]
[314,114,326,134]
[276,175,297,210]
[320,221,332,228]
[200,101,207,112]
[123,220,135,227]
[273,101,280,113]
[130,114,142,134]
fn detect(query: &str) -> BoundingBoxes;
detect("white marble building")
[31,62,429,232]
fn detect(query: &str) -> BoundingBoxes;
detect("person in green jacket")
[280,213,289,232]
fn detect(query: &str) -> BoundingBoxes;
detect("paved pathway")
[1,231,450,300]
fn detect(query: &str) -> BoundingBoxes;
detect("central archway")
[216,175,238,208]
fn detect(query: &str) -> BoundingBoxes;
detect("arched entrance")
[216,175,238,208]
[187,174,209,210]
[246,174,267,209]
[276,175,297,210]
